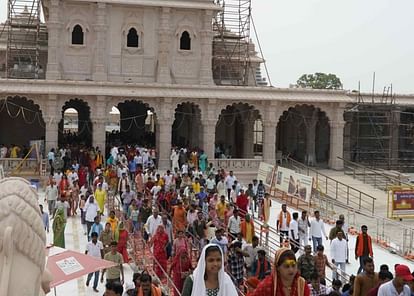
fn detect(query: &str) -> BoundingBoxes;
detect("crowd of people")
[40,144,414,296]
[0,143,32,158]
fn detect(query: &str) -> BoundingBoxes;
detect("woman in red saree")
[169,247,193,296]
[59,175,71,217]
[115,222,129,263]
[151,225,169,278]
[247,248,310,296]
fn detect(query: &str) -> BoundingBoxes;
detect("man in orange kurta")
[240,214,255,244]
[172,201,187,234]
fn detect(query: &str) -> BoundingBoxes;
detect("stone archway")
[0,96,45,154]
[172,102,202,149]
[116,100,156,148]
[277,104,330,165]
[58,98,93,147]
[215,103,261,158]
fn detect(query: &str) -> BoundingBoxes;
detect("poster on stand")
[273,166,313,202]
[392,190,414,216]
[257,162,275,187]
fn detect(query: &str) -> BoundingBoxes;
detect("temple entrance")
[172,102,202,149]
[0,96,45,156]
[58,99,92,147]
[277,105,330,165]
[215,103,261,158]
[116,100,156,148]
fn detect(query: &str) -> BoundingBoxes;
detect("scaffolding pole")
[6,0,41,79]
[213,0,252,86]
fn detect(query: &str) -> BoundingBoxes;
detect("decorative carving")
[0,177,47,296]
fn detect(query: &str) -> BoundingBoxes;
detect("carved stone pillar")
[305,109,318,166]
[201,120,216,160]
[91,96,107,151]
[200,99,217,160]
[329,121,345,170]
[263,121,277,164]
[199,10,214,85]
[92,3,107,81]
[44,94,59,152]
[262,103,281,164]
[156,98,174,169]
[157,8,171,83]
[243,118,255,158]
[46,0,61,80]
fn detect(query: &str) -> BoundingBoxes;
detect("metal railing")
[284,158,414,257]
[0,157,42,174]
[286,157,376,215]
[340,157,412,190]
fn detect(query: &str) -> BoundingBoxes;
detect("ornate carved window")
[179,31,191,50]
[71,24,84,45]
[127,28,139,48]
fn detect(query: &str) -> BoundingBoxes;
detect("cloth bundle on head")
[191,243,238,296]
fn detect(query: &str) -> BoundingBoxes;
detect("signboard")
[257,162,275,187]
[56,256,84,275]
[392,190,414,216]
[274,166,313,202]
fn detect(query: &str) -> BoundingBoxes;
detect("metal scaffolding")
[213,0,253,86]
[5,0,42,78]
[344,88,414,171]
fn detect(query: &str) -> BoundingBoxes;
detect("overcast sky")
[1,0,413,94]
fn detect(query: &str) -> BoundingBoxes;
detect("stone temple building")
[1,0,414,171]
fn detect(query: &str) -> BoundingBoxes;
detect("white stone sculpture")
[0,177,47,296]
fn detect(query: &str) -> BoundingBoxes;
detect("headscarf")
[272,248,305,296]
[114,221,124,242]
[172,246,192,272]
[55,208,65,223]
[191,243,238,296]
[156,224,165,234]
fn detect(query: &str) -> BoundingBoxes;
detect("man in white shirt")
[205,174,216,194]
[85,195,100,236]
[85,232,104,292]
[330,231,347,280]
[145,208,163,238]
[163,170,174,191]
[298,210,310,247]
[243,236,260,276]
[225,171,237,200]
[310,210,328,252]
[181,163,189,175]
[210,228,229,256]
[0,144,8,158]
[378,264,413,296]
[289,212,299,253]
[45,182,59,215]
[227,209,241,238]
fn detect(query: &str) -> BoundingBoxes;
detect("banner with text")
[257,162,275,187]
[274,166,313,202]
[392,190,414,216]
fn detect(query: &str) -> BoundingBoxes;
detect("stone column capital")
[329,120,346,129]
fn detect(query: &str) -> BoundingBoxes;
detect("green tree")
[296,72,343,90]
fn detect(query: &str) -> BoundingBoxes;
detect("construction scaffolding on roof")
[4,0,45,79]
[344,87,414,172]
[212,0,268,86]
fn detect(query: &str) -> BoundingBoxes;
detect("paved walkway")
[41,191,136,296]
